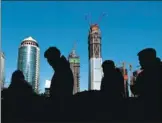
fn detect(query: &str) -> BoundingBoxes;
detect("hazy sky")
[2,1,162,92]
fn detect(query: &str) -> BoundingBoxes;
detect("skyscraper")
[0,52,5,89]
[17,36,40,93]
[88,24,103,90]
[68,45,80,94]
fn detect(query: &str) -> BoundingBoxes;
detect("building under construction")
[88,24,103,90]
[68,45,80,94]
[86,13,107,90]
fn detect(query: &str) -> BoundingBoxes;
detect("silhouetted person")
[131,48,161,120]
[131,48,161,97]
[44,47,74,120]
[101,60,124,98]
[8,70,34,100]
[100,60,125,121]
[156,57,162,68]
[115,68,125,97]
[44,47,74,98]
[6,70,34,121]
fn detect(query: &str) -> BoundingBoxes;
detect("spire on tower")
[72,41,76,56]
[69,41,79,58]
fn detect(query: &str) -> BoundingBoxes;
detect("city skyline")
[2,1,162,92]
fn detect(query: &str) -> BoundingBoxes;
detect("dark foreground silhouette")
[1,47,162,122]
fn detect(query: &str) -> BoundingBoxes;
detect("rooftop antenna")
[69,40,77,58]
[85,12,92,27]
[96,12,108,25]
[73,40,77,51]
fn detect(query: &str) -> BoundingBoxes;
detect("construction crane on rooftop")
[85,12,107,27]
[86,12,107,90]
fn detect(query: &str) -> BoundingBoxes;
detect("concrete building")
[17,36,40,93]
[0,52,5,89]
[88,24,103,90]
[68,45,80,94]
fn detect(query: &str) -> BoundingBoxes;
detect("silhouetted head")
[102,60,115,73]
[137,48,157,69]
[156,57,161,63]
[44,47,61,69]
[11,70,25,82]
[156,57,162,66]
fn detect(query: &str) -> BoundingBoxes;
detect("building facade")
[0,52,5,89]
[88,24,103,90]
[17,36,40,93]
[68,48,80,94]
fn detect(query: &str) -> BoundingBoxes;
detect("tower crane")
[85,12,107,27]
[85,13,92,27]
[96,12,108,25]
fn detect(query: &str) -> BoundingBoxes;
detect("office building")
[17,36,40,93]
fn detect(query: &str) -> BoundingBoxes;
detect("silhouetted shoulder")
[60,55,70,67]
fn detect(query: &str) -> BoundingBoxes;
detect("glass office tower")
[17,36,40,93]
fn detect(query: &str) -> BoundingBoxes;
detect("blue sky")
[2,1,162,92]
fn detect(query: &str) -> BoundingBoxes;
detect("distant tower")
[17,36,40,93]
[68,43,80,94]
[86,13,107,90]
[0,52,5,89]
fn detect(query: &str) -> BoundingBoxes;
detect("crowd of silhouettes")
[1,47,162,122]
